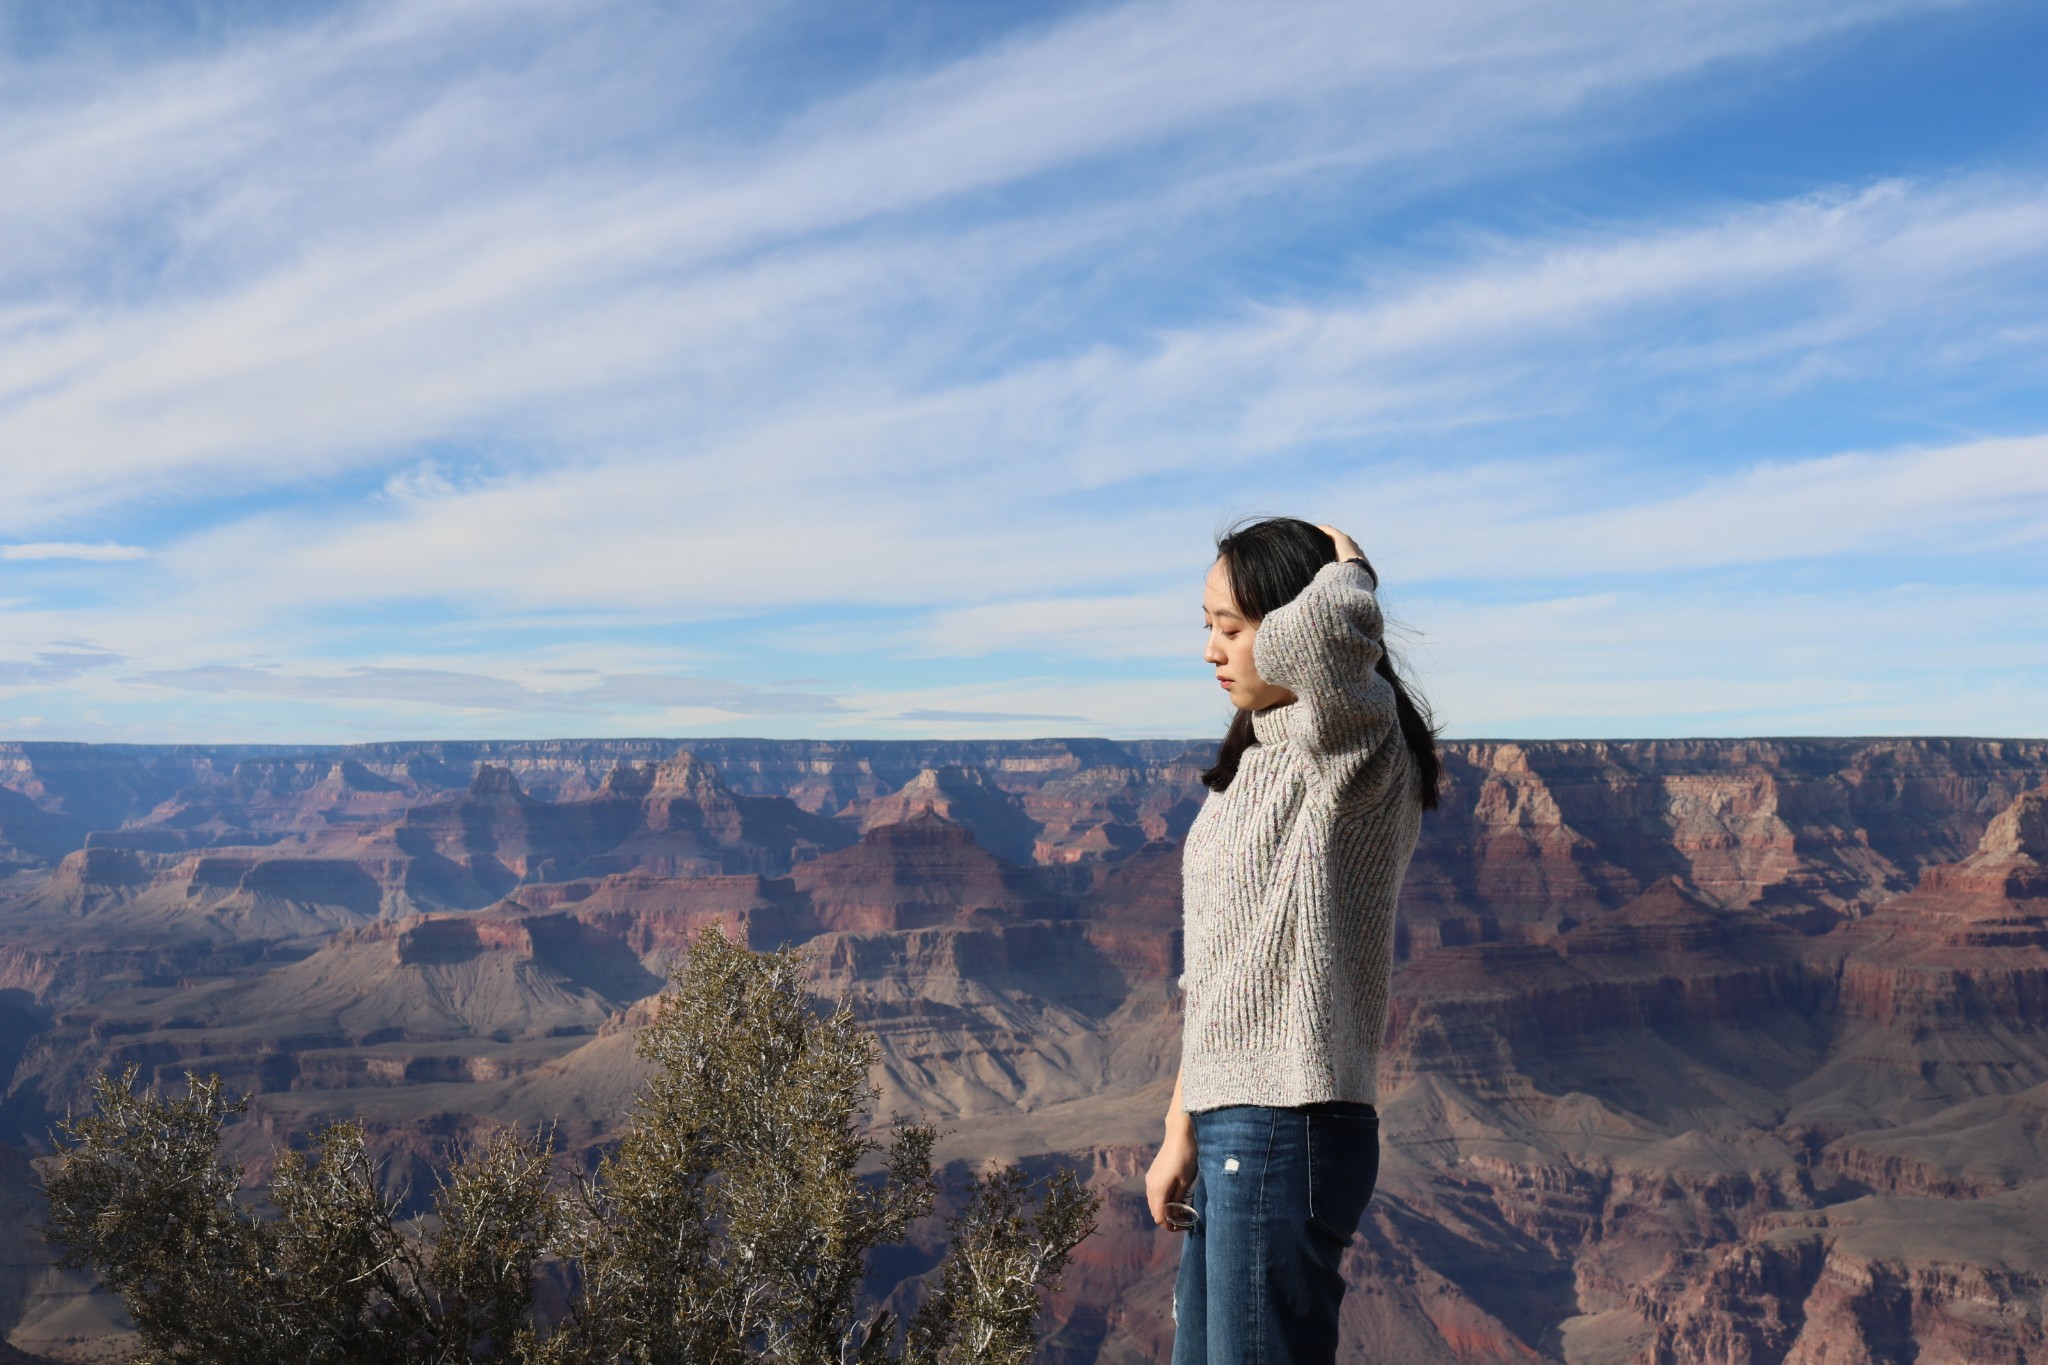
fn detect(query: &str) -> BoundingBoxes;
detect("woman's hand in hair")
[1316,524,1364,564]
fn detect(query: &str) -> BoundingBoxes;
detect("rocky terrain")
[1,735,2045,1363]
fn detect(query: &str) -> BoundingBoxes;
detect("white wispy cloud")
[1411,579,2048,737]
[884,431,2048,688]
[0,0,2037,741]
[133,664,846,716]
[0,0,1960,527]
[144,178,2048,623]
[1340,432,2048,584]
[0,649,124,687]
[0,542,147,561]
[918,593,1193,660]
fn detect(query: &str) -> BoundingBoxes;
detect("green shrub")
[44,927,1098,1364]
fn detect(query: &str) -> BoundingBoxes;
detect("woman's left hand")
[1316,524,1363,563]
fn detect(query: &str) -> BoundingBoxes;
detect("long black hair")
[1200,517,1441,809]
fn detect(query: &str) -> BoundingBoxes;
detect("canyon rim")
[1,735,2045,1364]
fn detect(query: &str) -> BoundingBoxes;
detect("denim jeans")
[1171,1102,1380,1365]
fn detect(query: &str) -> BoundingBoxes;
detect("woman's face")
[1203,559,1296,713]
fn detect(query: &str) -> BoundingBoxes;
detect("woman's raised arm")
[1249,526,1396,759]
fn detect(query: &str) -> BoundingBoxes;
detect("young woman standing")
[1146,517,1440,1364]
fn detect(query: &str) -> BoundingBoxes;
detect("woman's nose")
[1203,637,1225,665]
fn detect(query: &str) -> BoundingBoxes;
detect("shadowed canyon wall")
[2,736,2045,1363]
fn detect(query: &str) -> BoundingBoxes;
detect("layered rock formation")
[1,737,2045,1363]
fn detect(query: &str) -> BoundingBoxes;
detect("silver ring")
[1163,1200,1198,1231]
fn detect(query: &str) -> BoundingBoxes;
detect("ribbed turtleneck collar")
[1251,701,1298,746]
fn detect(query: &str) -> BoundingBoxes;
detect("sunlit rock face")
[2,736,2047,1363]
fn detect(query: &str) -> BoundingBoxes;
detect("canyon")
[1,735,2045,1364]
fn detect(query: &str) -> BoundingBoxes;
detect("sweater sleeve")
[1251,559,1397,761]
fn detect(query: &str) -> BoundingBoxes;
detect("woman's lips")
[1217,678,1233,690]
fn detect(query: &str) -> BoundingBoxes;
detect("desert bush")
[41,1074,554,1364]
[43,926,1098,1364]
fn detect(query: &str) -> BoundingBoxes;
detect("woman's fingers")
[1145,1141,1198,1229]
[1145,1164,1175,1224]
[1315,523,1363,561]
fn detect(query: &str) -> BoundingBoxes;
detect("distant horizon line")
[4,734,2045,752]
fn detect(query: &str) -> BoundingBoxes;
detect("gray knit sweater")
[1178,558,1422,1113]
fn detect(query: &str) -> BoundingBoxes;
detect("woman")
[1146,517,1440,1364]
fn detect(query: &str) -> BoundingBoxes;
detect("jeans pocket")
[1305,1106,1380,1244]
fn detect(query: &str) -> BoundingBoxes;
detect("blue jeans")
[1171,1102,1380,1365]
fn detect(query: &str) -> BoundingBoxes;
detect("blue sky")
[0,0,2043,744]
